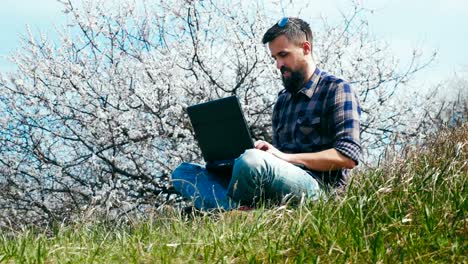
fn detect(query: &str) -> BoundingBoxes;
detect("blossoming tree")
[0,0,434,226]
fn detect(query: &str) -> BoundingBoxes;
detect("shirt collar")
[299,67,321,98]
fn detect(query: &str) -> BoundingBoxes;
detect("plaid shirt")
[272,67,361,185]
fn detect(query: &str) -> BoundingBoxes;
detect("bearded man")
[172,17,362,209]
[226,17,362,206]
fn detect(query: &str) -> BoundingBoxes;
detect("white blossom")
[0,0,440,226]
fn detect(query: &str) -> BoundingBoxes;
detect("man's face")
[268,35,308,93]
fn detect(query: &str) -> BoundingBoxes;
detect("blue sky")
[1,0,467,88]
[364,0,468,86]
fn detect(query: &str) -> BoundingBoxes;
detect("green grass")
[1,125,467,263]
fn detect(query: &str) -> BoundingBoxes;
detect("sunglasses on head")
[277,17,309,42]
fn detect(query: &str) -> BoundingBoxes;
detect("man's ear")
[302,41,312,55]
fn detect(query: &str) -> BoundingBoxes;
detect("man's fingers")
[254,140,265,146]
[255,143,267,151]
[254,140,270,151]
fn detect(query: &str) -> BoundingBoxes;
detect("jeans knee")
[228,149,268,203]
[234,149,265,172]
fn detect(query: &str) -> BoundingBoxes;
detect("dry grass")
[1,125,466,263]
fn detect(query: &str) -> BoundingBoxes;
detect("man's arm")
[255,140,355,171]
[263,76,361,171]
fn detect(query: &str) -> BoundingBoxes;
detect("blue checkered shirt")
[272,67,361,185]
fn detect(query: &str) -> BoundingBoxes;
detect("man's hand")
[254,140,356,171]
[254,140,289,161]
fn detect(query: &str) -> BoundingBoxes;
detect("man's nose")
[276,60,284,70]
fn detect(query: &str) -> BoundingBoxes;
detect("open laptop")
[187,96,254,173]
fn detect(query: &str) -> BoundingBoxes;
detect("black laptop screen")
[187,96,254,163]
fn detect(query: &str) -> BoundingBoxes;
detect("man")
[226,17,361,206]
[172,17,361,210]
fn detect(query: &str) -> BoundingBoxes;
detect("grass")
[0,125,466,263]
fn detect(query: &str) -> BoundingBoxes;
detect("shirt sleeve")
[330,81,362,164]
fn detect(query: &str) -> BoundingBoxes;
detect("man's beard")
[281,66,307,94]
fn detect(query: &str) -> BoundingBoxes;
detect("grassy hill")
[1,125,466,263]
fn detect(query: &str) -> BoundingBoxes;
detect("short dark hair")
[262,17,313,46]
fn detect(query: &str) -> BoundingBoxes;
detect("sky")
[1,0,467,89]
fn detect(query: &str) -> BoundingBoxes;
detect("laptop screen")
[187,96,254,163]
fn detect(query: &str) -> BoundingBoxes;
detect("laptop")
[187,96,255,173]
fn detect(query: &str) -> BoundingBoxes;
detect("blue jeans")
[171,162,237,210]
[228,149,321,205]
[171,149,322,210]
